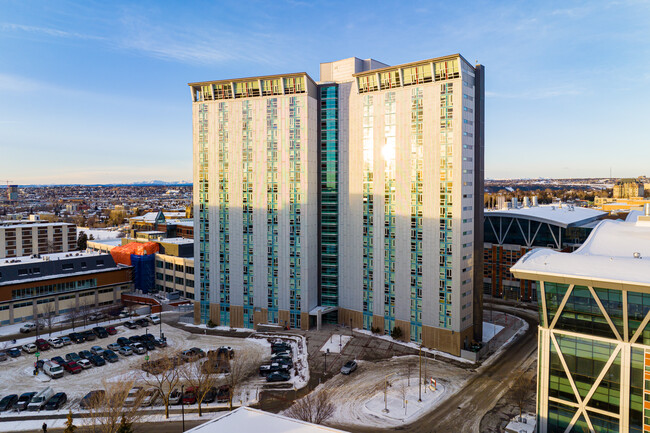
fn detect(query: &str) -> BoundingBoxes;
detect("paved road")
[333,306,538,433]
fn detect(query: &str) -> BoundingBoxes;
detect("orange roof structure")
[110,242,159,266]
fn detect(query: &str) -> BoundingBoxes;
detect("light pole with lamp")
[323,348,329,374]
[418,344,422,402]
[181,384,185,432]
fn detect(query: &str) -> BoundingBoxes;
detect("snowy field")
[320,334,352,354]
[284,355,473,430]
[482,322,505,343]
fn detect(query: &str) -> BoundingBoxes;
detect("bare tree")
[43,303,56,337]
[510,377,534,419]
[224,349,263,409]
[285,391,335,425]
[180,358,218,417]
[79,299,93,328]
[83,379,144,433]
[140,355,181,419]
[67,306,81,331]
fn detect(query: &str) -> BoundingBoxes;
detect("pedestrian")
[42,422,47,433]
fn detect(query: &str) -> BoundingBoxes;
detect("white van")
[28,387,54,411]
[43,360,64,379]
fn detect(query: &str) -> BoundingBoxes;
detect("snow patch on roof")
[512,219,650,286]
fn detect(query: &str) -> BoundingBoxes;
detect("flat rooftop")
[512,218,650,288]
[186,407,348,433]
[485,204,606,228]
[160,237,194,245]
[0,221,75,228]
[0,250,109,267]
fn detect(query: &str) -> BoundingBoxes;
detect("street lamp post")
[323,348,329,373]
[418,344,422,402]
[181,384,185,432]
[159,312,163,339]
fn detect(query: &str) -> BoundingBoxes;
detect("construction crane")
[3,180,12,187]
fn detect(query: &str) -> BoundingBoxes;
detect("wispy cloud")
[0,22,105,41]
[486,86,585,99]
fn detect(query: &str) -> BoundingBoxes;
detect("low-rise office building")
[87,237,195,300]
[0,219,77,259]
[484,202,605,301]
[512,208,650,433]
[0,251,132,325]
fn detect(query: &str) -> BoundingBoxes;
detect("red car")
[63,361,82,374]
[106,326,117,336]
[35,339,50,351]
[182,387,197,405]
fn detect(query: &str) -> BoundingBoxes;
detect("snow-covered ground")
[284,355,471,430]
[353,328,475,364]
[77,227,122,240]
[363,377,446,422]
[482,322,504,343]
[320,335,351,354]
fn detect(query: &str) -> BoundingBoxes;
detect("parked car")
[81,330,96,341]
[140,388,161,407]
[182,387,197,405]
[43,361,64,379]
[78,350,93,360]
[271,342,292,354]
[148,315,161,324]
[92,327,108,339]
[124,387,142,407]
[119,346,133,356]
[22,343,37,354]
[65,352,81,363]
[107,343,121,351]
[141,333,156,342]
[202,386,218,403]
[63,361,82,374]
[117,337,131,346]
[0,394,18,411]
[47,338,64,348]
[124,321,137,329]
[77,359,92,369]
[128,335,142,344]
[132,343,146,355]
[259,362,289,377]
[0,352,7,361]
[68,333,84,344]
[89,354,106,366]
[217,346,235,359]
[14,392,36,411]
[106,326,117,335]
[168,388,182,405]
[216,385,230,403]
[341,360,358,375]
[90,346,105,356]
[79,390,105,409]
[102,349,119,363]
[135,318,149,327]
[141,340,155,351]
[44,392,67,410]
[19,322,43,333]
[35,339,50,351]
[8,348,22,358]
[153,338,167,348]
[28,387,54,411]
[51,356,66,365]
[266,371,291,382]
[60,336,72,346]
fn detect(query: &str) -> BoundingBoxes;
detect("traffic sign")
[35,352,40,358]
[145,355,150,361]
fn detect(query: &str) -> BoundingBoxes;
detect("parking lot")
[0,320,272,413]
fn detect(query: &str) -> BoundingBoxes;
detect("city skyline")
[1,0,649,183]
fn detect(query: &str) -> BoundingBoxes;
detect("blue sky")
[1,0,649,184]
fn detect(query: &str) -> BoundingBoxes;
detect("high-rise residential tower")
[190,54,484,355]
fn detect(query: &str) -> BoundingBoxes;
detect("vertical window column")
[218,102,230,325]
[383,92,396,334]
[242,101,254,328]
[410,88,423,342]
[362,95,374,330]
[198,103,210,323]
[267,98,279,324]
[289,97,302,329]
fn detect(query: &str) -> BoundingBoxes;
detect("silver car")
[340,360,357,375]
